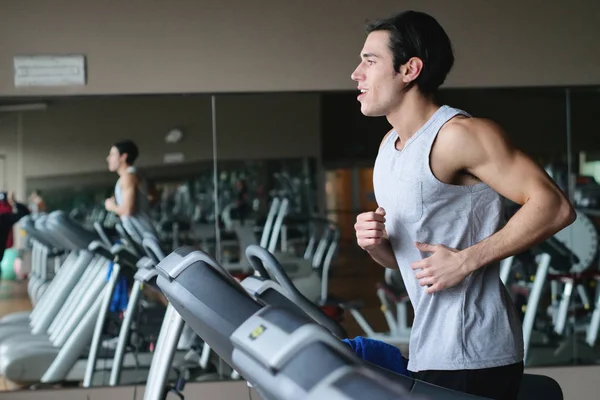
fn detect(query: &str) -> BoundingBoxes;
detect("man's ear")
[400,57,423,84]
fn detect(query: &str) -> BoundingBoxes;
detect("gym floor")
[0,281,31,391]
[0,280,30,317]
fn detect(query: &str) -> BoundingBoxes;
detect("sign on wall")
[13,55,86,87]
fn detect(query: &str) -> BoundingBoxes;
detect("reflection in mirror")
[564,87,600,369]
[209,157,318,263]
[0,94,225,392]
[211,92,323,283]
[209,92,325,383]
[2,86,599,396]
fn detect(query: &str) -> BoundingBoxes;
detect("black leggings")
[413,361,524,400]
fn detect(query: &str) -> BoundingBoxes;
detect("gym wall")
[0,114,20,193]
[0,0,598,96]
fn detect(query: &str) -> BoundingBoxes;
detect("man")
[352,11,575,400]
[28,189,46,214]
[105,139,156,242]
[0,192,29,265]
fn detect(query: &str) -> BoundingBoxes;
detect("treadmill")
[0,211,111,384]
[153,246,492,400]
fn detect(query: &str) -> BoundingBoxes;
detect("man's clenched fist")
[355,207,387,251]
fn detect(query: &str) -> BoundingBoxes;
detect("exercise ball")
[13,257,26,280]
[1,248,18,280]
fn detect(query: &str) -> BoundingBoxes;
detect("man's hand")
[105,196,117,212]
[7,191,16,207]
[411,242,470,294]
[355,207,387,251]
[354,207,399,270]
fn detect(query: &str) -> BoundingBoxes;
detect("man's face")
[351,31,405,117]
[106,146,124,172]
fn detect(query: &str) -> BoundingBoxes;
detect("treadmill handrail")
[137,256,156,270]
[93,221,113,248]
[142,234,166,264]
[115,222,145,257]
[22,218,57,249]
[156,246,249,296]
[110,243,140,268]
[88,240,115,260]
[245,244,347,339]
[47,210,98,250]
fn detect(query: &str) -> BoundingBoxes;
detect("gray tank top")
[115,166,157,242]
[373,105,524,372]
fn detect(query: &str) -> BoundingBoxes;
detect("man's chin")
[359,104,370,116]
[360,106,382,117]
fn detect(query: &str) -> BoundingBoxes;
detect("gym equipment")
[142,234,225,400]
[342,268,412,347]
[140,237,184,400]
[554,210,598,274]
[82,237,147,387]
[505,210,600,367]
[0,217,82,334]
[515,229,600,366]
[284,216,340,305]
[218,196,336,304]
[219,196,284,271]
[518,374,564,400]
[108,256,158,386]
[154,246,495,400]
[0,211,171,387]
[0,211,94,332]
[20,215,60,305]
[246,207,341,304]
[108,232,192,389]
[85,220,181,388]
[242,244,347,339]
[0,211,112,385]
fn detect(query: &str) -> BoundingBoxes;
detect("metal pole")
[212,95,222,263]
[565,88,574,204]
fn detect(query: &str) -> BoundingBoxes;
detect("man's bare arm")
[450,118,576,272]
[355,207,399,270]
[367,238,399,270]
[361,129,400,270]
[109,174,137,217]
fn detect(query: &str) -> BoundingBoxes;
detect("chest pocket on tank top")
[396,180,423,224]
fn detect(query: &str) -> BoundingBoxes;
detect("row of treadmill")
[2,200,575,399]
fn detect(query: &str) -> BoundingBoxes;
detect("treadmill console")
[230,306,413,400]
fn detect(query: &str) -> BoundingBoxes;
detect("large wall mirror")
[0,85,598,395]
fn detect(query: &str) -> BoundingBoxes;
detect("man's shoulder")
[379,128,395,150]
[438,116,505,150]
[120,172,138,186]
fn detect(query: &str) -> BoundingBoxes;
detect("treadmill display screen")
[281,342,348,391]
[259,294,313,333]
[333,371,407,400]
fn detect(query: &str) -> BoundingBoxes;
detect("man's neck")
[117,164,131,177]
[386,91,440,147]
